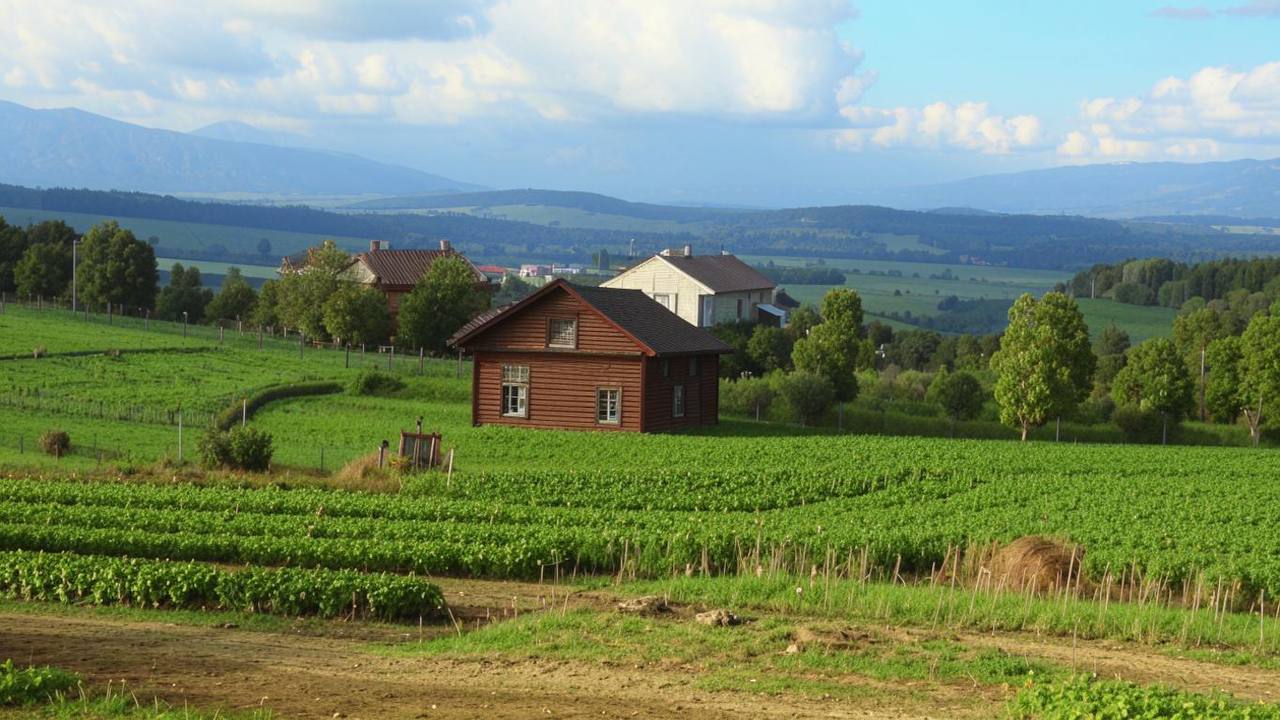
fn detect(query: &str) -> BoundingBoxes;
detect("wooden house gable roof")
[449,279,732,357]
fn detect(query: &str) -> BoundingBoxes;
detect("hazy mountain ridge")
[860,158,1280,218]
[0,100,483,196]
[343,188,750,223]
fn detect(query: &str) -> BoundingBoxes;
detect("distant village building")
[519,264,553,278]
[474,264,509,283]
[341,239,488,323]
[601,245,783,327]
[449,279,731,432]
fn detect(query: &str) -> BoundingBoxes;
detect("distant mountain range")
[344,189,746,223]
[858,158,1280,219]
[0,100,483,196]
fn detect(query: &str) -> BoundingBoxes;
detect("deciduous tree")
[991,292,1095,441]
[1240,312,1280,447]
[791,289,868,401]
[323,283,390,346]
[156,263,214,323]
[1111,338,1195,443]
[205,267,258,323]
[276,240,350,339]
[397,255,488,353]
[76,221,158,310]
[14,241,72,300]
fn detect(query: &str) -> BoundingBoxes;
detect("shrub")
[37,430,70,458]
[349,368,405,397]
[1113,404,1162,443]
[772,371,835,426]
[213,381,342,430]
[719,375,777,419]
[199,426,273,471]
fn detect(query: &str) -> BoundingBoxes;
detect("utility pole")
[71,239,78,313]
[1200,345,1207,422]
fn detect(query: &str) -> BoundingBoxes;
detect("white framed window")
[547,318,577,348]
[596,387,621,424]
[673,385,685,418]
[501,365,529,417]
[700,296,714,327]
[653,293,674,312]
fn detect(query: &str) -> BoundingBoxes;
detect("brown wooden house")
[448,279,732,432]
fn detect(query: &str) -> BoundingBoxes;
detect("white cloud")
[1062,60,1280,158]
[0,0,866,130]
[835,100,1045,154]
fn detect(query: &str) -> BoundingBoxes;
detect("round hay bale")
[988,536,1082,595]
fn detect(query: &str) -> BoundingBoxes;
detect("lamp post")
[182,311,188,338]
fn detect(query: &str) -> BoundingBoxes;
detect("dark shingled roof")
[659,254,775,293]
[355,249,484,287]
[449,280,733,356]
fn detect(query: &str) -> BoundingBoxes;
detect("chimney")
[683,244,693,257]
[439,239,452,252]
[369,240,381,251]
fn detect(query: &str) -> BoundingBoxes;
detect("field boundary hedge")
[213,381,343,430]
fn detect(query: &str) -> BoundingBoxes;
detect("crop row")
[0,549,443,621]
[1,474,1278,596]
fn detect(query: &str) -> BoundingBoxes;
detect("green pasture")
[0,206,369,257]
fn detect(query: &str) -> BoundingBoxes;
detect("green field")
[156,257,278,280]
[2,304,1279,716]
[0,206,369,257]
[741,255,1176,340]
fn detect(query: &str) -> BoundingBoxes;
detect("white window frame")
[547,317,578,349]
[700,296,714,327]
[673,384,685,418]
[596,387,621,425]
[653,293,674,312]
[501,365,529,418]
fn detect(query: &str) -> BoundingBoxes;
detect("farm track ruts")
[0,614,958,719]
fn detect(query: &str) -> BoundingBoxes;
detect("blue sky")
[0,0,1278,205]
[849,1,1279,113]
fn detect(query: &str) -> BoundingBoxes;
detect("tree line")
[0,217,489,353]
[716,287,1280,446]
[1068,256,1280,309]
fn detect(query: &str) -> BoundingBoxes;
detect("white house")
[601,246,782,327]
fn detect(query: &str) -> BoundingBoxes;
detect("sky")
[1,0,1279,205]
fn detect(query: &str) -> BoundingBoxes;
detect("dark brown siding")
[474,350,643,431]
[469,287,641,355]
[641,353,719,432]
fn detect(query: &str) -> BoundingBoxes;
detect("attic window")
[547,318,577,348]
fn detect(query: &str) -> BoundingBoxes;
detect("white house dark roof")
[659,254,775,293]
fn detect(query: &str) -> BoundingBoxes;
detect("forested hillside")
[4,183,1280,270]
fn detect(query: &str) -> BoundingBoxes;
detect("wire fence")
[0,293,470,379]
[0,392,217,428]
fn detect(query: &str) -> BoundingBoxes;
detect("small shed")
[448,279,733,432]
